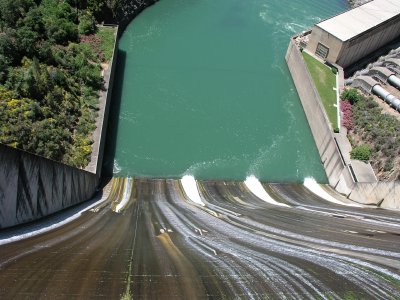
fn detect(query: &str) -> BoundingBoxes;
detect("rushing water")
[105,0,349,181]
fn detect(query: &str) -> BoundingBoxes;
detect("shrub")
[341,88,361,104]
[331,67,338,75]
[79,14,96,35]
[350,145,371,161]
[384,159,394,172]
[340,100,354,130]
[80,34,104,61]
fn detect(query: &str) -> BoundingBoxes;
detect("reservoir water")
[105,0,348,181]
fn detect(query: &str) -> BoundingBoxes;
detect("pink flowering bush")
[340,100,354,130]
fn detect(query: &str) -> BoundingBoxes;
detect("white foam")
[180,175,205,206]
[115,177,133,213]
[113,159,121,174]
[303,177,362,207]
[244,175,289,207]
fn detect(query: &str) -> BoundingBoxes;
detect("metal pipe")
[388,74,400,89]
[372,85,400,112]
[344,78,353,86]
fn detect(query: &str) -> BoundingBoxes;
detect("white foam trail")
[115,177,133,213]
[113,159,121,174]
[245,175,289,207]
[304,177,362,207]
[180,175,205,206]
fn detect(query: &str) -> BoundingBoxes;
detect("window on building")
[315,43,329,59]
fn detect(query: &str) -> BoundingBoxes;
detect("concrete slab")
[333,133,352,164]
[350,160,377,182]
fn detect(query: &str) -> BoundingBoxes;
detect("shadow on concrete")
[102,49,127,178]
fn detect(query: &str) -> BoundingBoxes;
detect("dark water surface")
[105,0,348,181]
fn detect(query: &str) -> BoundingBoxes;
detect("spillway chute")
[115,177,133,213]
[180,175,205,206]
[303,177,361,207]
[244,175,290,207]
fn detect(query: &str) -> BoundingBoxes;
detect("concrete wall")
[306,27,343,63]
[286,40,353,194]
[85,25,119,179]
[0,144,98,228]
[349,182,400,209]
[286,39,399,209]
[0,1,160,229]
[113,0,159,34]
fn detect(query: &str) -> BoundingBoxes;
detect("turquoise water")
[106,0,348,181]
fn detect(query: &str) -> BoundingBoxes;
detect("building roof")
[316,0,400,41]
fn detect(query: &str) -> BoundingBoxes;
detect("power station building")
[305,0,400,68]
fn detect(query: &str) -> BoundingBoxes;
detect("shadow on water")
[102,49,127,178]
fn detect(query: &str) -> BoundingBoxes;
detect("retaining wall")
[285,39,399,209]
[285,40,354,194]
[0,1,159,229]
[0,144,98,228]
[85,25,119,179]
[113,0,159,34]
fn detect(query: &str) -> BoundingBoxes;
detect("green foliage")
[350,145,371,161]
[331,67,337,75]
[40,0,78,44]
[348,93,399,176]
[97,26,116,62]
[0,0,115,168]
[341,88,361,104]
[0,29,18,64]
[79,14,96,35]
[0,0,36,28]
[302,52,338,129]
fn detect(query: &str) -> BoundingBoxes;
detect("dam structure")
[287,0,400,209]
[1,0,400,299]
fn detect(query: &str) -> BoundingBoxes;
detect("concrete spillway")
[1,177,400,299]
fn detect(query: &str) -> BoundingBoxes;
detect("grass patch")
[302,52,338,130]
[97,26,117,62]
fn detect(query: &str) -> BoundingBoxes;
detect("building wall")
[307,14,400,68]
[0,144,98,228]
[305,27,343,64]
[338,15,400,67]
[286,39,399,209]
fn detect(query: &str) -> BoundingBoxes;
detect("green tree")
[0,87,38,148]
[16,26,40,56]
[79,14,96,35]
[0,30,18,65]
[0,0,36,28]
